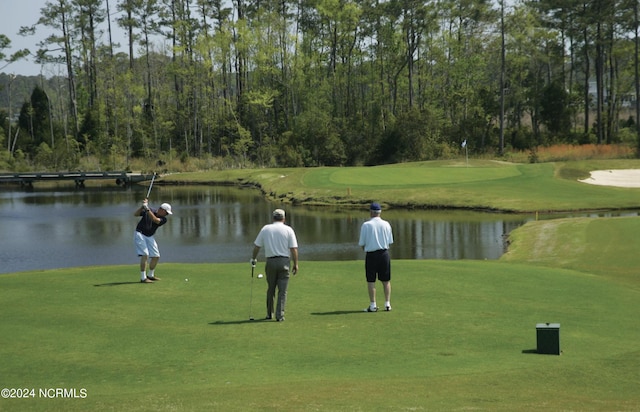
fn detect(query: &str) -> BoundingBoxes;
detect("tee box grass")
[1,247,639,410]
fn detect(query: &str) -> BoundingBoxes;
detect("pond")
[1,183,625,275]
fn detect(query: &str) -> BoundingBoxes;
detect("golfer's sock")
[140,271,146,280]
[385,301,391,308]
[149,269,155,278]
[370,302,377,309]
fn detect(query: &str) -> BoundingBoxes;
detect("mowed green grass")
[3,159,640,410]
[2,213,640,411]
[171,159,640,211]
[502,215,640,287]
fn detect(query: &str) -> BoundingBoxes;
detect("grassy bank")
[1,215,640,411]
[160,159,640,212]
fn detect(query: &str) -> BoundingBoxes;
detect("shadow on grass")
[311,310,365,316]
[521,349,562,355]
[93,281,144,287]
[209,319,272,325]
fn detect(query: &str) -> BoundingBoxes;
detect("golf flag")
[461,140,467,148]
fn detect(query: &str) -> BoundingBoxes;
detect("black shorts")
[365,249,390,282]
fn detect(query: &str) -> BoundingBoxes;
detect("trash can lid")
[536,323,560,329]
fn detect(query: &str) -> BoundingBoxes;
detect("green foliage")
[0,149,11,171]
[79,108,101,150]
[231,124,253,167]
[294,106,347,166]
[275,131,306,167]
[2,1,640,171]
[540,81,572,138]
[376,107,447,163]
[615,126,637,145]
[33,142,54,169]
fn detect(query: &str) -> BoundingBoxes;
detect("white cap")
[160,203,173,215]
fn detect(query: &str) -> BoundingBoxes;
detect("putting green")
[168,159,640,211]
[303,163,522,188]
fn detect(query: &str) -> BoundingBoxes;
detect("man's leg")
[365,253,378,311]
[148,257,160,280]
[367,282,377,309]
[382,281,391,310]
[265,260,277,318]
[275,261,290,321]
[139,255,153,283]
[149,256,160,269]
[139,255,148,272]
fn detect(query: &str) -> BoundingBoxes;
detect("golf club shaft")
[249,265,255,320]
[146,174,156,198]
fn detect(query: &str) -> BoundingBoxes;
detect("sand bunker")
[578,169,640,188]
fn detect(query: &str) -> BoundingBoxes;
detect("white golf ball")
[185,278,189,282]
[258,274,263,279]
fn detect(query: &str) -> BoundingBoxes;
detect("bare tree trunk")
[635,1,640,155]
[499,0,505,156]
[583,24,590,140]
[59,1,80,137]
[595,21,604,144]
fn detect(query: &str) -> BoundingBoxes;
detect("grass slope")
[167,159,640,212]
[502,215,640,289]
[1,253,639,410]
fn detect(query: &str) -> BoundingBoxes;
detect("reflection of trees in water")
[0,186,539,273]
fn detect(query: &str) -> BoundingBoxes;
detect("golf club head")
[249,317,254,321]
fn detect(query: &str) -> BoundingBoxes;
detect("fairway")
[1,258,639,411]
[304,162,522,187]
[173,159,640,211]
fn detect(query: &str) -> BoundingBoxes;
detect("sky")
[0,0,132,77]
[0,2,47,76]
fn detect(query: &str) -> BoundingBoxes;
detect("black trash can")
[536,323,560,355]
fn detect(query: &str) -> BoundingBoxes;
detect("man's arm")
[251,245,261,264]
[290,247,299,275]
[134,198,148,216]
[146,209,162,224]
[134,200,161,224]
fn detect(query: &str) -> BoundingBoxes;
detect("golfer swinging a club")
[251,208,299,321]
[359,202,393,312]
[134,198,172,283]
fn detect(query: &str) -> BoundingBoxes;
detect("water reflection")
[1,184,635,274]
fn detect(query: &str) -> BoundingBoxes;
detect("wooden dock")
[0,171,155,188]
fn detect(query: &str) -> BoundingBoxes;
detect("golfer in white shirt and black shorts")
[358,202,393,312]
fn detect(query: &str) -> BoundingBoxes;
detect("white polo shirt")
[254,222,298,258]
[359,217,393,252]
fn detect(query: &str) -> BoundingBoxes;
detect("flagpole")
[462,140,468,167]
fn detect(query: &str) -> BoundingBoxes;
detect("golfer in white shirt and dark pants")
[252,208,299,322]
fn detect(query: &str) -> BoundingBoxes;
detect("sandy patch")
[578,169,640,188]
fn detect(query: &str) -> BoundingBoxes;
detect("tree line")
[1,0,640,172]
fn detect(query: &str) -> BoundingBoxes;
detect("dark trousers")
[265,257,290,319]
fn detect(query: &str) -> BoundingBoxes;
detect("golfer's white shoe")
[385,305,392,311]
[365,306,378,312]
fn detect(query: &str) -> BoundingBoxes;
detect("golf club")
[146,173,156,198]
[249,263,255,321]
